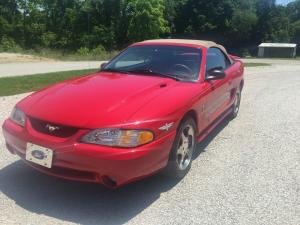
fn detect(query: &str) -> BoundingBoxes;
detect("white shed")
[258,43,297,58]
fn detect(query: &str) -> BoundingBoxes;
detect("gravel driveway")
[0,60,299,225]
[0,61,104,77]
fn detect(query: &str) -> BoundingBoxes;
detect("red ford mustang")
[2,39,244,188]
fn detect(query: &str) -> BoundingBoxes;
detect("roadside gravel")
[0,60,299,225]
[0,61,104,77]
[0,94,29,166]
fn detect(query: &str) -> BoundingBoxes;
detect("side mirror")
[206,68,226,81]
[100,62,108,71]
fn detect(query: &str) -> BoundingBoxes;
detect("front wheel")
[230,89,241,119]
[165,117,197,179]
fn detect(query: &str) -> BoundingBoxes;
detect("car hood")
[18,72,177,128]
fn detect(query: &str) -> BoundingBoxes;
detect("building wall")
[258,47,296,58]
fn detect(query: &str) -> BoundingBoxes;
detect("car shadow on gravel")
[0,161,180,225]
[0,119,229,225]
[193,118,230,159]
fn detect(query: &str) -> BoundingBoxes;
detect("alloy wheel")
[176,124,195,170]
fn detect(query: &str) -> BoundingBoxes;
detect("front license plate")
[26,143,53,168]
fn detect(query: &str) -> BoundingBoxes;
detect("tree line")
[0,0,299,56]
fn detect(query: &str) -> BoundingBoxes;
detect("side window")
[206,48,231,71]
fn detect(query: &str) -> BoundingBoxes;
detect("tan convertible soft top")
[139,39,227,53]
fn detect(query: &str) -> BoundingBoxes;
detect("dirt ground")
[0,53,54,63]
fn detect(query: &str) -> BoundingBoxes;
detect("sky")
[276,0,295,5]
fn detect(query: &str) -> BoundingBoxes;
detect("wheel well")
[182,110,198,134]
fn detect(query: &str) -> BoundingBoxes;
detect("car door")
[205,47,233,123]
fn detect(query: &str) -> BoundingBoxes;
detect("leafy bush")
[241,49,251,58]
[90,45,106,56]
[76,46,107,57]
[41,32,57,48]
[0,36,22,52]
[76,47,90,56]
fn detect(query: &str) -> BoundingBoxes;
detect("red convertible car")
[2,39,244,188]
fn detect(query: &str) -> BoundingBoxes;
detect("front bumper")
[2,119,176,187]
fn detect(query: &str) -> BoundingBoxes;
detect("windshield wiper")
[128,69,181,81]
[101,68,129,74]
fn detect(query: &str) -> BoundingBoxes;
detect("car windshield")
[103,45,202,81]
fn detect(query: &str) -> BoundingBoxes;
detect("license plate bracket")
[26,143,53,168]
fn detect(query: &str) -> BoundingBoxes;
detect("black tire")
[164,117,197,179]
[230,88,241,119]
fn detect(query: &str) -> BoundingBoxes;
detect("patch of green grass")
[0,68,98,96]
[245,63,271,67]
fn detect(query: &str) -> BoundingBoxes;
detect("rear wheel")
[165,118,196,179]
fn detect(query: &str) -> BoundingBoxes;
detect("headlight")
[10,107,26,127]
[81,129,154,148]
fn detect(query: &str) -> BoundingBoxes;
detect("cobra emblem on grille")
[45,124,60,132]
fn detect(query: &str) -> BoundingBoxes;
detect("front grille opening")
[29,117,78,138]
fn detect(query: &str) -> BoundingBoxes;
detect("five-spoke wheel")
[176,124,195,170]
[165,117,196,179]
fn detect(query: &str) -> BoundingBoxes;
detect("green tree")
[256,2,291,42]
[287,0,300,43]
[125,0,170,42]
[287,0,300,22]
[174,0,235,43]
[290,20,300,43]
[0,0,21,46]
[163,0,186,34]
[0,0,298,55]
[229,10,258,45]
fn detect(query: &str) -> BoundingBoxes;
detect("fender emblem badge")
[159,122,174,131]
